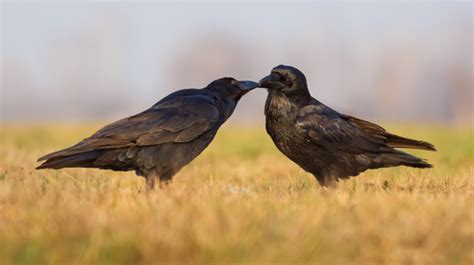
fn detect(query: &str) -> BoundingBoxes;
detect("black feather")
[260,65,435,187]
[37,150,104,169]
[37,78,257,189]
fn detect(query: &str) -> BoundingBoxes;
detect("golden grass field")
[0,123,472,265]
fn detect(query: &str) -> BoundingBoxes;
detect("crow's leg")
[315,168,339,189]
[144,170,175,190]
[158,171,174,188]
[145,171,157,192]
[322,175,338,188]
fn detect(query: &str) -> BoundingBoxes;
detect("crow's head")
[206,77,258,101]
[259,65,310,97]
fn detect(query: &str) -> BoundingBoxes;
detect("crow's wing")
[295,105,435,154]
[295,105,391,154]
[38,94,220,161]
[344,115,435,151]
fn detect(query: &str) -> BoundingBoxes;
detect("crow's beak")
[237,80,258,91]
[258,73,280,88]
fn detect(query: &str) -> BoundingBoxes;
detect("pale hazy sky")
[1,1,472,122]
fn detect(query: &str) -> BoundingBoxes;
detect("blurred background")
[1,1,472,124]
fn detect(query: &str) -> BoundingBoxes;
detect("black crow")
[259,65,435,187]
[37,78,258,190]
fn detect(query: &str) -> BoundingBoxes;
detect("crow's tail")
[372,149,433,170]
[36,150,103,169]
[397,155,433,168]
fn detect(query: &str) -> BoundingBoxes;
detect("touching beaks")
[258,73,280,88]
[237,80,258,91]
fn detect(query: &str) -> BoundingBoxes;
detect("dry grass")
[0,123,472,265]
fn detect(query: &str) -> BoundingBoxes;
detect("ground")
[0,123,472,265]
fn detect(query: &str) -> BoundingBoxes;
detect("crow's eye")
[283,76,292,84]
[231,79,238,86]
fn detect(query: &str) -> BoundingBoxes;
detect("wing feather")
[296,106,435,154]
[296,106,386,154]
[38,94,220,161]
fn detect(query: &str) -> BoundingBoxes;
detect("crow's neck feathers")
[206,88,238,120]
